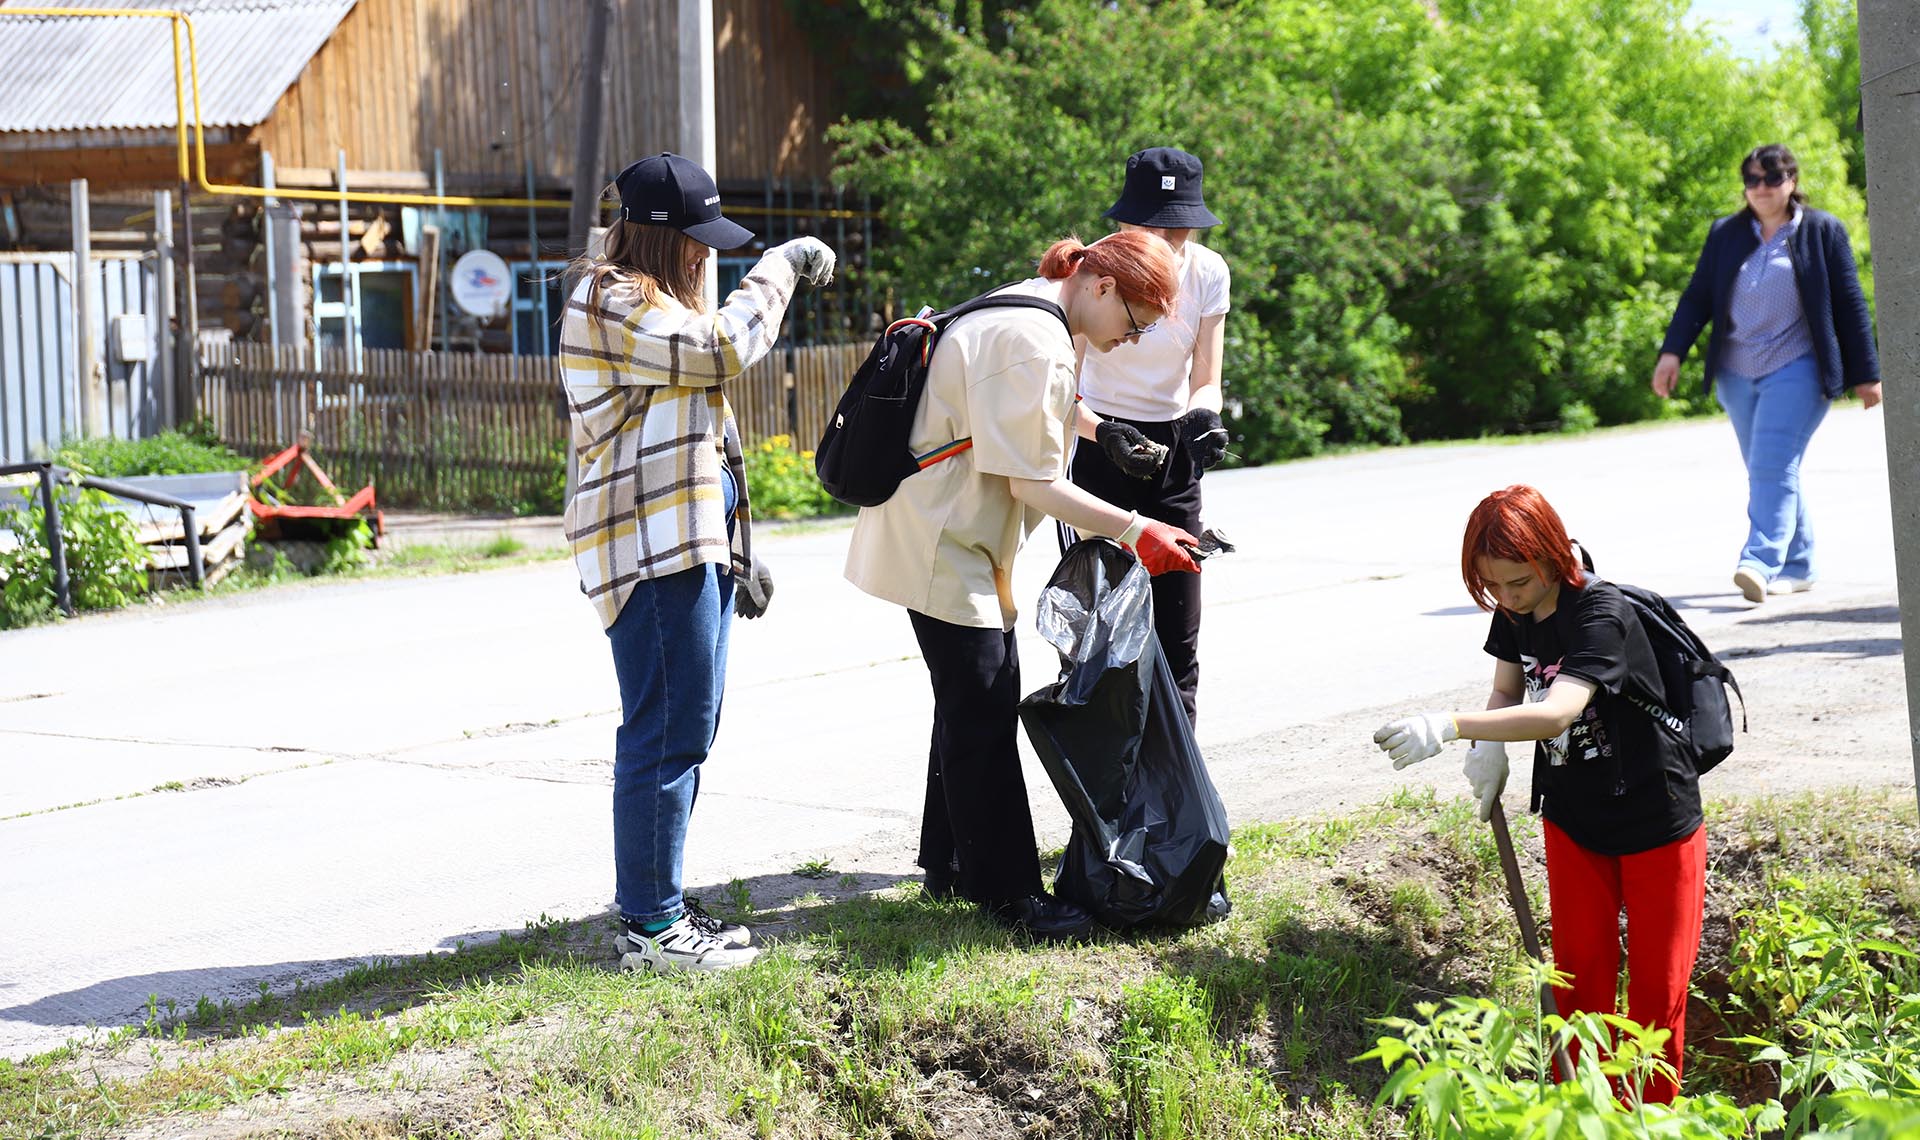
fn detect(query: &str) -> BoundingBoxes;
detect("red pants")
[1543,820,1707,1105]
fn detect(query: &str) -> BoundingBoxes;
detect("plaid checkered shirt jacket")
[559,255,798,629]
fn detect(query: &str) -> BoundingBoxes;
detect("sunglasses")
[1120,295,1158,337]
[1743,169,1792,189]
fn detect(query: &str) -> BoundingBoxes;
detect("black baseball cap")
[614,152,754,250]
[1103,147,1222,229]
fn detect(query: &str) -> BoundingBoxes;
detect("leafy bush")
[1363,981,1775,1137]
[55,431,250,478]
[744,435,844,520]
[0,481,149,628]
[1725,878,1920,1135]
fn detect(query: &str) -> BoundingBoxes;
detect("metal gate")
[0,252,165,465]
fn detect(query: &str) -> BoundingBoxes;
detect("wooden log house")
[0,0,865,359]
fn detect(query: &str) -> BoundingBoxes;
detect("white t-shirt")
[1077,240,1232,421]
[843,279,1077,630]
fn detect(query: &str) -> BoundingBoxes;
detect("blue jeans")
[1714,355,1829,581]
[607,470,736,924]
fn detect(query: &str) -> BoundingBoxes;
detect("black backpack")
[814,290,1069,508]
[1577,546,1747,774]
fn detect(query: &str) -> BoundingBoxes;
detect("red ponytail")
[1037,232,1179,315]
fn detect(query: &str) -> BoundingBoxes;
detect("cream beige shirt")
[844,279,1076,630]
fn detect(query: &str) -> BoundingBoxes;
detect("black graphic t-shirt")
[1484,577,1702,855]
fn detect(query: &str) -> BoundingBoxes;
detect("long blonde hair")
[568,186,706,313]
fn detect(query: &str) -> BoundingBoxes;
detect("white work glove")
[1463,739,1509,822]
[771,236,835,286]
[1372,712,1459,769]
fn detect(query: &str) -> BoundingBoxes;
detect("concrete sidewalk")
[1,409,1908,1060]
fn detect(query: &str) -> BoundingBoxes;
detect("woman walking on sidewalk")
[1652,143,1880,603]
[846,232,1200,941]
[561,152,835,974]
[1372,485,1706,1104]
[1072,147,1232,726]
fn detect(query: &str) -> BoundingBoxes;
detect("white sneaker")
[1767,576,1815,595]
[618,914,760,974]
[1733,566,1766,603]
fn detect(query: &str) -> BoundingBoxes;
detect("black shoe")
[991,894,1095,941]
[922,859,960,901]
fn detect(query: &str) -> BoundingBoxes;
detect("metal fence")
[0,252,165,465]
[198,341,865,513]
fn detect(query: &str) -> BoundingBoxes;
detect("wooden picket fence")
[196,342,867,513]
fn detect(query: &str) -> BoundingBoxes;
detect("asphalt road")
[1,407,1907,1060]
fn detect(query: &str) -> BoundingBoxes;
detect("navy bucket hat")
[1103,147,1222,229]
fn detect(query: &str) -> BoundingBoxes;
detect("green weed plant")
[1725,877,1920,1135]
[54,429,250,478]
[0,481,148,628]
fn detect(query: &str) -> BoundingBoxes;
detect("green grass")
[372,536,561,577]
[5,788,1916,1138]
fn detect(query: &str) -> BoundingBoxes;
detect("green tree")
[832,0,1456,459]
[1796,0,1864,195]
[826,0,1873,458]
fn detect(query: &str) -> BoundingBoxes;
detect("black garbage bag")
[1018,539,1231,928]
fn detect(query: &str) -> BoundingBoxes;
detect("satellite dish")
[450,250,513,319]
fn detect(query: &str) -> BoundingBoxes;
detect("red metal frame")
[249,444,385,538]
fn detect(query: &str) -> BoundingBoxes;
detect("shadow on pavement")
[1744,605,1901,626]
[1722,637,1901,660]
[2,871,924,1048]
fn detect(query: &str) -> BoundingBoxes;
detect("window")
[511,261,568,356]
[313,262,416,352]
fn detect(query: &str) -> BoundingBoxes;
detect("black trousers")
[909,610,1045,905]
[1070,413,1204,726]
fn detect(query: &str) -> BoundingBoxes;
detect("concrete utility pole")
[154,189,175,428]
[563,0,615,509]
[678,0,718,312]
[567,0,613,273]
[1857,0,1920,817]
[70,179,101,438]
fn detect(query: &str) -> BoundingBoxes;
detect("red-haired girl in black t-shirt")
[1371,484,1705,1106]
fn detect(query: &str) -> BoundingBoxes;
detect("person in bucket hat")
[560,152,836,975]
[1070,146,1232,727]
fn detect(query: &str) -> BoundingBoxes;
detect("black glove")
[735,559,775,619]
[1175,408,1229,470]
[1096,419,1169,479]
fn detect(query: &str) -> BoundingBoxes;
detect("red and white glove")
[1119,514,1200,576]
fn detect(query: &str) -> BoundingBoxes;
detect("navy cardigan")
[1659,206,1880,398]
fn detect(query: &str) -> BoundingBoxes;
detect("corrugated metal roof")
[0,0,356,133]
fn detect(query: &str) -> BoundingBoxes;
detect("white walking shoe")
[618,913,759,974]
[1733,566,1767,603]
[1766,575,1815,595]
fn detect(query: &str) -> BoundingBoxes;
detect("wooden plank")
[126,490,247,544]
[145,515,249,571]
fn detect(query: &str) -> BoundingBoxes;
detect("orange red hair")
[1461,485,1585,611]
[1037,232,1180,316]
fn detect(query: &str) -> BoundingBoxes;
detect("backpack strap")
[939,289,1071,332]
[911,290,1073,472]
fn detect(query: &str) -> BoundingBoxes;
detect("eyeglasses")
[1743,169,1791,189]
[1120,295,1158,337]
